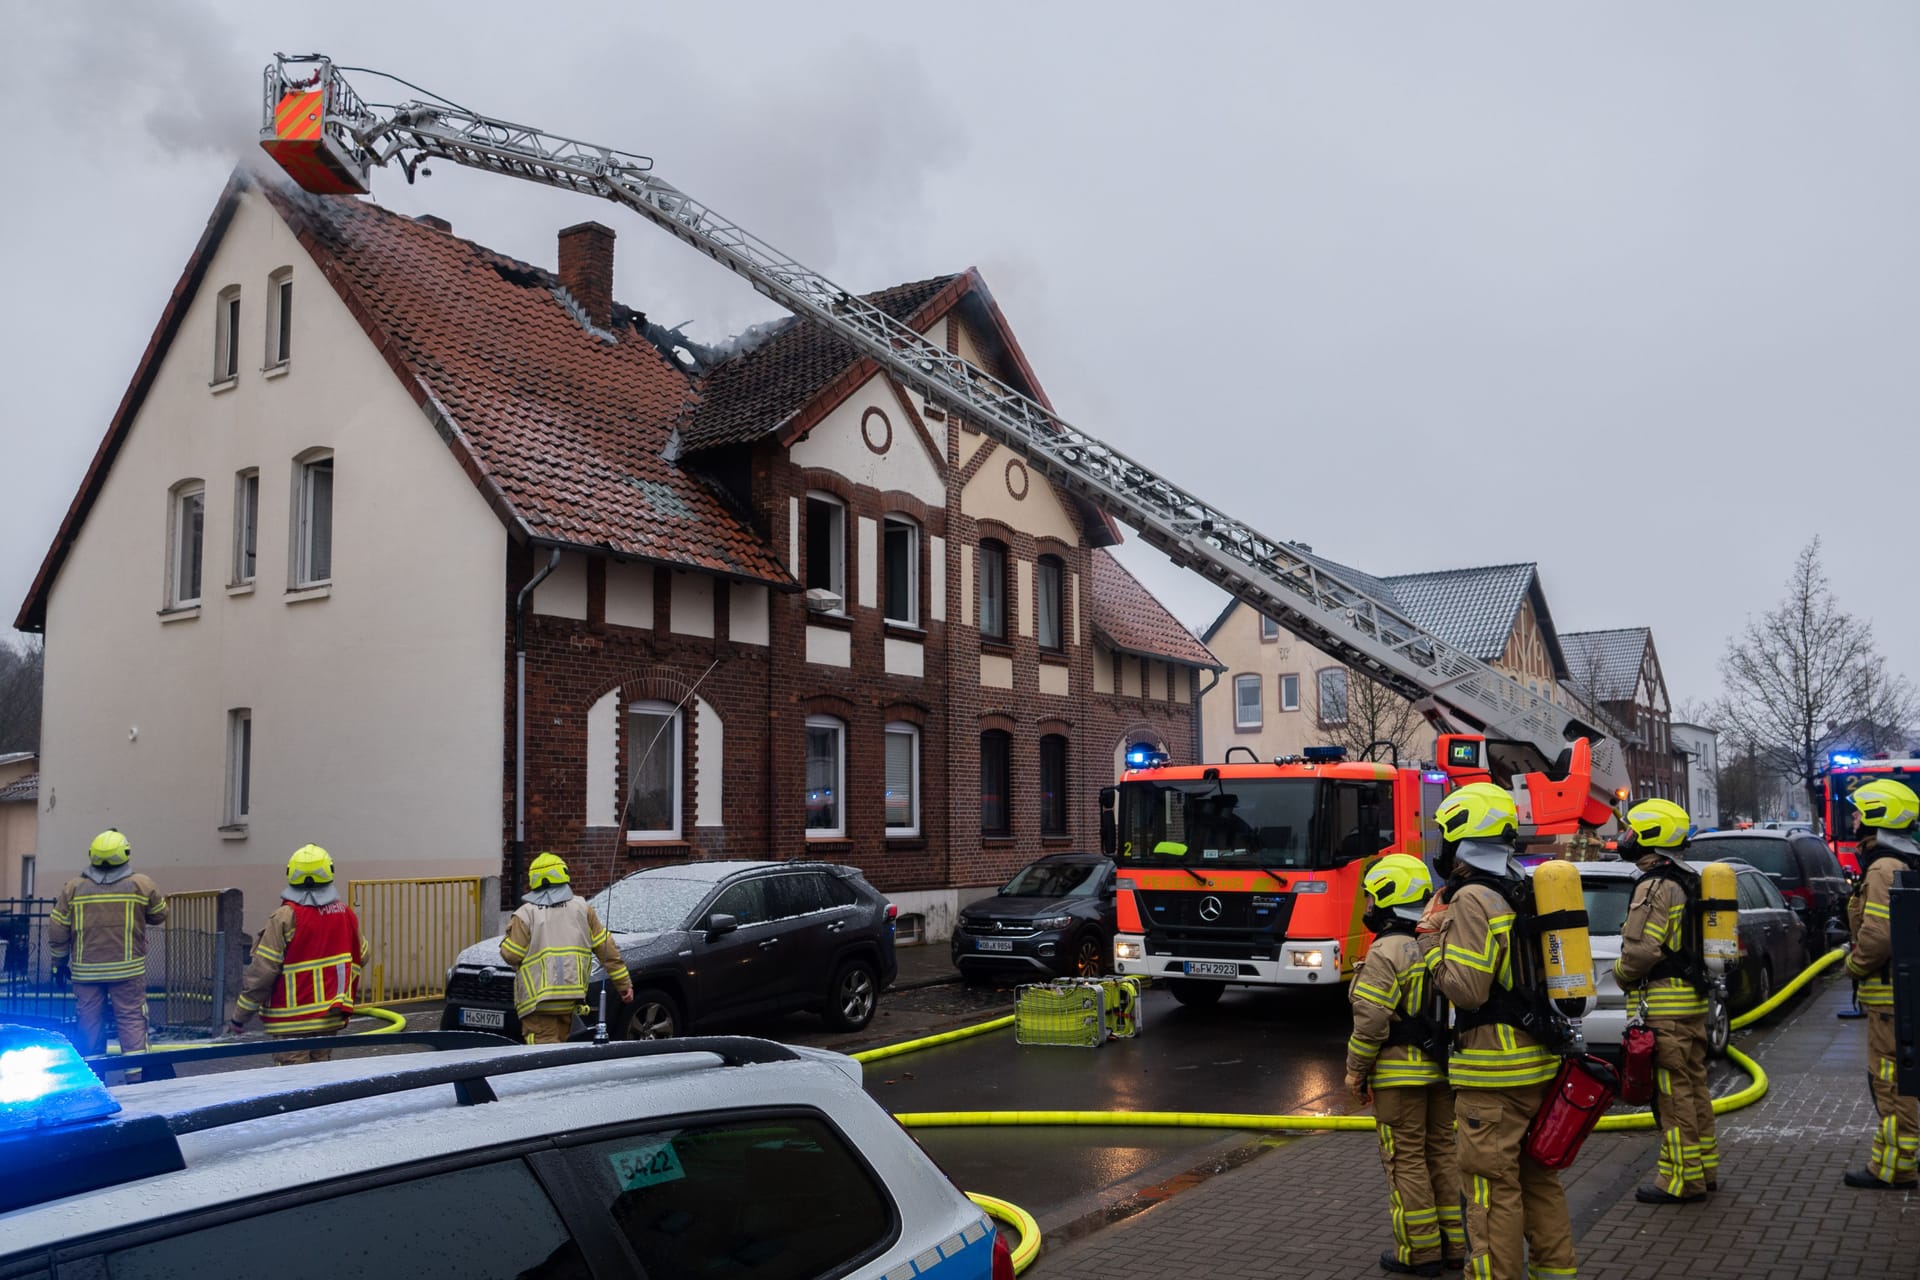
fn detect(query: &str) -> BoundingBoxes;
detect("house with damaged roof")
[15,170,1219,936]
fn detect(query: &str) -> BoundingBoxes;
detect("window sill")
[158,605,201,624]
[219,824,249,842]
[979,638,1014,654]
[804,837,853,852]
[1037,650,1069,665]
[885,835,927,851]
[982,835,1015,846]
[286,583,332,605]
[806,611,854,631]
[226,581,256,598]
[1234,722,1264,734]
[884,622,926,639]
[209,376,237,394]
[262,362,290,380]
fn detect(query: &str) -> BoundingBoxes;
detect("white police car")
[0,1026,1013,1279]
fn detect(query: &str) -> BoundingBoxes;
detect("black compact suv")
[1693,829,1850,949]
[951,852,1116,980]
[443,860,898,1041]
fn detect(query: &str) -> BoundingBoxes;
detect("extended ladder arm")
[260,55,1625,819]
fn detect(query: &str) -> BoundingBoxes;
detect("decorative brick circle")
[1004,458,1030,500]
[861,406,893,455]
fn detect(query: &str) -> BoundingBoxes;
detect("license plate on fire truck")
[1183,961,1237,977]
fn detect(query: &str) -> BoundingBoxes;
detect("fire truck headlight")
[1290,949,1325,969]
[1113,939,1143,962]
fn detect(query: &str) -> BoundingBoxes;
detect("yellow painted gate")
[348,877,488,1005]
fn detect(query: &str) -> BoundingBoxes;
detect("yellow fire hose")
[100,1003,409,1054]
[865,946,1850,1272]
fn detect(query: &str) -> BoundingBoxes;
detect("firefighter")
[1843,777,1920,1189]
[1419,784,1576,1280]
[227,845,369,1065]
[501,853,632,1044]
[47,830,168,1063]
[1611,798,1717,1202]
[1347,852,1464,1277]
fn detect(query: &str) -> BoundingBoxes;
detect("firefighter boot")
[1378,1252,1442,1277]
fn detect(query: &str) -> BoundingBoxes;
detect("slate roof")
[1561,628,1650,703]
[0,772,37,804]
[682,275,958,451]
[1091,551,1220,669]
[1379,563,1542,664]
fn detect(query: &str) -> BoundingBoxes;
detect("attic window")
[212,286,241,385]
[491,261,546,289]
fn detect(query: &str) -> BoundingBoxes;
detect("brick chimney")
[557,221,617,330]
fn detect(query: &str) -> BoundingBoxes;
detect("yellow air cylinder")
[1699,861,1740,973]
[1533,859,1595,1014]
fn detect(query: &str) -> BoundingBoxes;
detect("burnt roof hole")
[492,261,546,289]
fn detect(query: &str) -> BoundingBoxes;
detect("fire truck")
[254,56,1633,1004]
[1821,756,1920,874]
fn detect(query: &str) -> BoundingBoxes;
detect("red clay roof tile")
[1090,550,1219,669]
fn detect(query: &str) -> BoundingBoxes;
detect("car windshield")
[589,875,713,933]
[1117,778,1322,869]
[1002,860,1101,897]
[1699,837,1800,883]
[1581,876,1637,938]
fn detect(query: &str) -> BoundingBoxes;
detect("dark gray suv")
[951,852,1116,980]
[442,860,897,1041]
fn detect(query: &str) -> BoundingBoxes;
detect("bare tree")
[0,634,43,753]
[1322,666,1429,764]
[1714,538,1917,816]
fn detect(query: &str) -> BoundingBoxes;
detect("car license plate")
[1184,961,1237,977]
[977,938,1015,953]
[460,1007,506,1029]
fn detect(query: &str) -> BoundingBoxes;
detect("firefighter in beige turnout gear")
[1843,777,1920,1189]
[502,853,632,1043]
[48,830,168,1062]
[1348,853,1465,1277]
[1613,798,1718,1203]
[1420,784,1576,1280]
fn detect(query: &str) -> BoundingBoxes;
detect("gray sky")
[4,1,1917,709]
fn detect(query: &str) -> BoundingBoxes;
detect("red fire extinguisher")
[1618,1022,1656,1106]
[1524,1054,1619,1169]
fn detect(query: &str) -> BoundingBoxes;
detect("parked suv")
[1692,829,1850,948]
[952,853,1116,980]
[0,1026,1012,1279]
[443,861,897,1042]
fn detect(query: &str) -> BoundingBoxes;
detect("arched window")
[627,700,683,840]
[805,714,846,838]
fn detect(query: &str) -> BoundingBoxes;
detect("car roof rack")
[13,1035,804,1215]
[87,1029,516,1081]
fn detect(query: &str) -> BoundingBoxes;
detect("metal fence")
[349,877,488,1005]
[0,894,224,1036]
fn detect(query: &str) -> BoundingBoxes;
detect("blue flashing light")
[1423,771,1449,784]
[1302,745,1347,762]
[0,1026,121,1134]
[1125,747,1169,769]
[1830,753,1862,768]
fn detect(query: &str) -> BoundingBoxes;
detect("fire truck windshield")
[1116,778,1323,870]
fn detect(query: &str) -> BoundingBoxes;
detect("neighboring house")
[1199,557,1574,768]
[0,753,35,899]
[15,170,1210,938]
[1562,628,1684,804]
[1671,722,1721,829]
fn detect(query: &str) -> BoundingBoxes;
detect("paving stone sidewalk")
[1039,977,1920,1279]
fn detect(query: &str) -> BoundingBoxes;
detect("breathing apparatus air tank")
[1532,859,1596,1017]
[1698,861,1739,975]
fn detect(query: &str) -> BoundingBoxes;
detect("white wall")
[787,375,945,506]
[38,188,507,913]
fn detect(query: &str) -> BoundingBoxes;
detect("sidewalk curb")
[888,973,964,992]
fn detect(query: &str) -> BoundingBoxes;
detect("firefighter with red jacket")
[1613,798,1719,1203]
[1843,777,1920,1189]
[1347,853,1464,1277]
[1418,783,1576,1280]
[227,845,370,1065]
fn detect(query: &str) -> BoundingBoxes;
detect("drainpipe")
[1193,665,1223,762]
[512,547,562,893]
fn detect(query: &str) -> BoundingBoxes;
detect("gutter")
[511,547,562,894]
[1193,666,1223,762]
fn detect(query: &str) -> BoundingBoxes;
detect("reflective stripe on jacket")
[1424,882,1560,1089]
[1615,875,1709,1018]
[1346,931,1444,1087]
[501,898,632,1017]
[1848,853,1901,1006]
[234,900,369,1034]
[48,874,169,982]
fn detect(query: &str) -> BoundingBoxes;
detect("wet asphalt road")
[862,982,1359,1228]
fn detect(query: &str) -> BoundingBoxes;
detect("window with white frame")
[1279,673,1300,712]
[1318,668,1350,725]
[1260,614,1280,642]
[168,481,206,608]
[224,708,252,828]
[884,721,920,836]
[805,715,846,837]
[266,268,293,368]
[883,515,918,625]
[1234,674,1262,729]
[626,700,682,839]
[1036,555,1064,651]
[213,285,240,383]
[232,469,259,585]
[805,493,846,610]
[978,540,1008,641]
[293,453,334,587]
